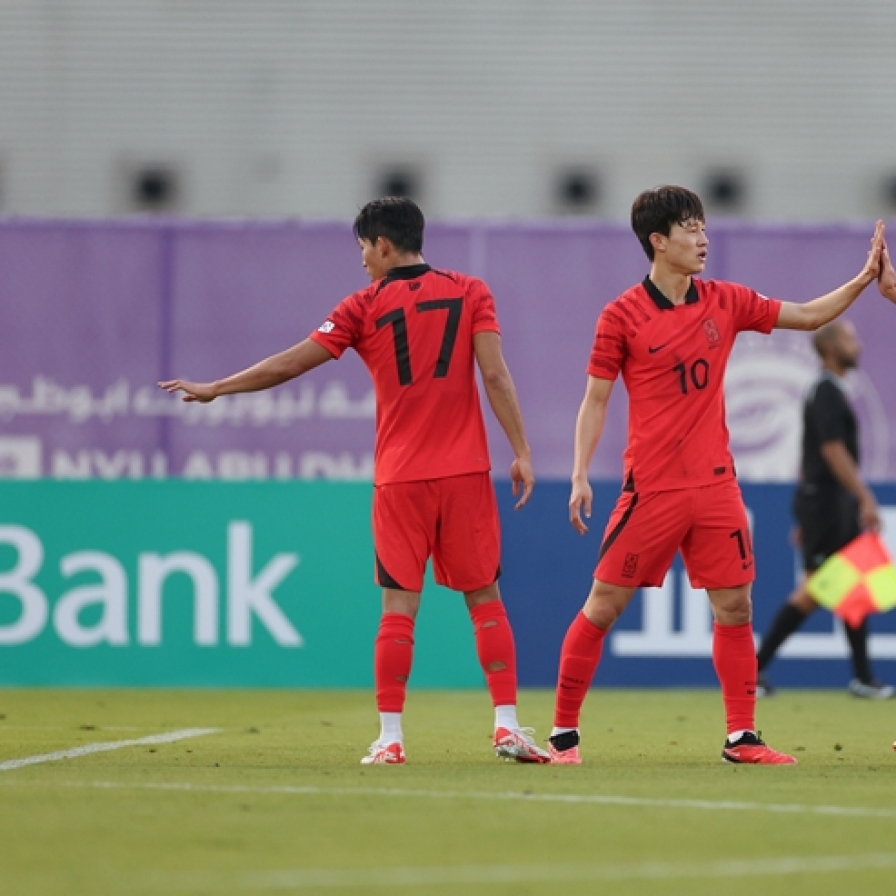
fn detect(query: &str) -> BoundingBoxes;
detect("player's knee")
[582,601,621,630]
[464,583,501,609]
[584,582,633,629]
[712,599,752,626]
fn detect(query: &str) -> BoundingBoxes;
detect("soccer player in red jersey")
[159,197,550,765]
[548,186,885,766]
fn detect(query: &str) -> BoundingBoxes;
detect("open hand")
[157,379,217,403]
[879,239,896,305]
[569,477,593,534]
[858,220,885,286]
[510,456,535,510]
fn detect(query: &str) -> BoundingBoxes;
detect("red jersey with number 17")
[310,264,500,486]
[589,277,782,492]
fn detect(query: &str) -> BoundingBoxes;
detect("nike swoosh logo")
[648,343,668,354]
[742,561,754,570]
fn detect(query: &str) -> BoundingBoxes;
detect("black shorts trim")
[598,492,640,563]
[375,553,407,591]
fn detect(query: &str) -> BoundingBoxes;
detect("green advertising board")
[0,482,483,687]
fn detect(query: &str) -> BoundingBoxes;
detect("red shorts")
[595,479,754,589]
[372,471,501,593]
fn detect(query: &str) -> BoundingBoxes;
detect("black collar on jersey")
[642,276,699,309]
[382,263,431,284]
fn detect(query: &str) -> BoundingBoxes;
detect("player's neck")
[647,266,693,305]
[384,252,426,272]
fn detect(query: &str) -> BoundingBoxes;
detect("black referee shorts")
[793,483,861,573]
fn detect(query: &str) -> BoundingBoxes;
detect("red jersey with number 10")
[310,264,499,485]
[589,277,782,492]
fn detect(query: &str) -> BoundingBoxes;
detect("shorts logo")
[703,318,720,346]
[621,552,639,578]
[318,320,336,334]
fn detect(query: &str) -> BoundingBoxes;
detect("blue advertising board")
[2,480,895,688]
[500,482,896,688]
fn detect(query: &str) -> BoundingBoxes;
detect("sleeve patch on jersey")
[318,320,336,334]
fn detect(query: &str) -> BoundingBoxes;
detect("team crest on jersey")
[318,320,336,334]
[703,318,720,347]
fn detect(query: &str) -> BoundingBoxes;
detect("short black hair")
[353,197,425,254]
[631,186,705,261]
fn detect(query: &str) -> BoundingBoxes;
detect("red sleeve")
[732,284,782,334]
[587,303,626,380]
[308,291,366,358]
[470,278,501,335]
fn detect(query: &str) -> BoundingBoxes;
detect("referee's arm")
[819,440,880,532]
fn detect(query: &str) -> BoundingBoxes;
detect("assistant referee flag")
[807,532,896,628]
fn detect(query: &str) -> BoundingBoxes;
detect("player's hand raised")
[858,220,885,286]
[569,477,593,534]
[879,239,896,305]
[510,455,534,510]
[157,379,218,403]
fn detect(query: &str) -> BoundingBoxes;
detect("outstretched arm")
[569,375,614,534]
[473,330,533,510]
[775,220,884,330]
[158,338,335,402]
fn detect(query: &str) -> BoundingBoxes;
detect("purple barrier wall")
[1,219,893,482]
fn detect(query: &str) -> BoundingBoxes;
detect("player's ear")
[375,236,395,257]
[649,232,666,255]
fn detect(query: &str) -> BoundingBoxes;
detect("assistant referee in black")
[756,320,893,698]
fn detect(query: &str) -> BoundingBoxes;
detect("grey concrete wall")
[2,0,895,220]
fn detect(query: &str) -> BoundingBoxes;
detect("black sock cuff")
[549,730,580,751]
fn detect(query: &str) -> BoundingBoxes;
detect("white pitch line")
[157,853,896,890]
[5,778,896,820]
[0,728,220,771]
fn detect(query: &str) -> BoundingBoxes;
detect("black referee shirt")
[800,371,859,487]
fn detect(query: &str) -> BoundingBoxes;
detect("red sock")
[712,621,757,735]
[554,611,608,728]
[469,600,518,707]
[374,613,415,713]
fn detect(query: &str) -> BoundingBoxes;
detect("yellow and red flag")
[807,532,896,628]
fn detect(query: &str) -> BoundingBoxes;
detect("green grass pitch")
[1,688,895,895]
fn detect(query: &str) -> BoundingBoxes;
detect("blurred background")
[2,0,896,690]
[2,0,896,221]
